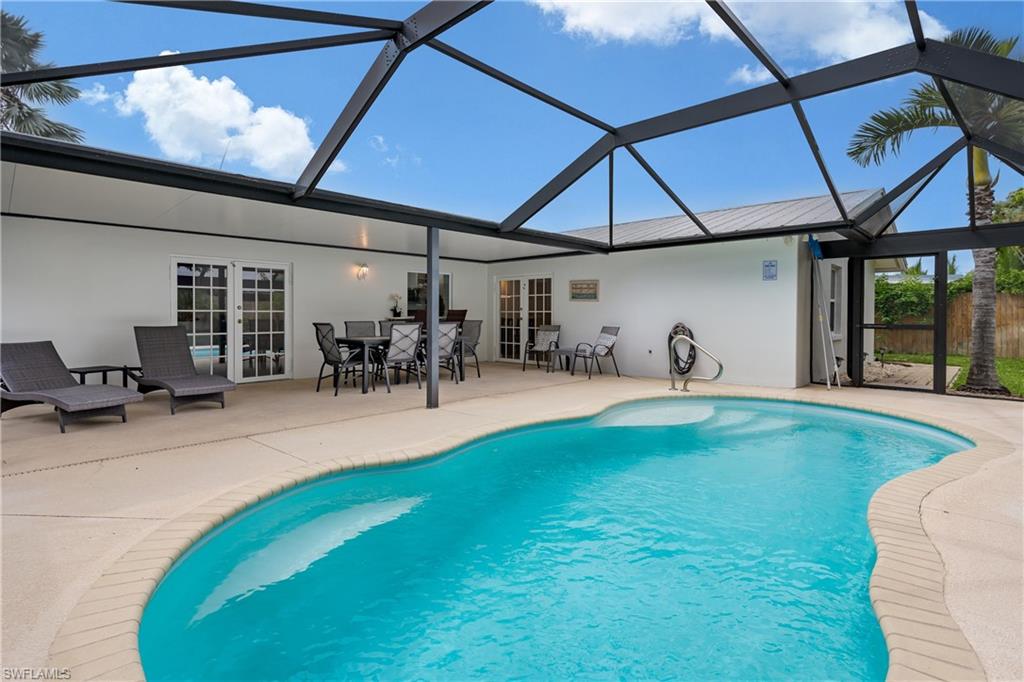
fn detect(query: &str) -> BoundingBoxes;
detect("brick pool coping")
[48,391,1010,681]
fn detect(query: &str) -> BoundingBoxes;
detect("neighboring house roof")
[565,189,882,244]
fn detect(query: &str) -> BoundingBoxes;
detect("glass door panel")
[235,262,290,382]
[497,278,522,361]
[174,260,230,377]
[526,276,553,347]
[497,276,554,362]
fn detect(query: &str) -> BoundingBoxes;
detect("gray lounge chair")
[0,341,143,433]
[131,326,236,414]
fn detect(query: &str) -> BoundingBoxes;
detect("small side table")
[68,365,139,388]
[547,348,576,374]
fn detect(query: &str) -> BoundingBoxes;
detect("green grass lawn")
[881,353,1024,397]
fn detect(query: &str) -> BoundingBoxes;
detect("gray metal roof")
[566,190,882,245]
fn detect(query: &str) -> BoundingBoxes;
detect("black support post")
[847,258,865,386]
[426,226,440,408]
[933,251,948,394]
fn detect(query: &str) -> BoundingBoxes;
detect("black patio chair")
[313,322,367,396]
[522,324,560,372]
[461,320,483,378]
[0,341,143,433]
[572,326,621,379]
[131,326,236,413]
[379,323,423,393]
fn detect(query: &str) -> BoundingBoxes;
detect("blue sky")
[7,0,1023,271]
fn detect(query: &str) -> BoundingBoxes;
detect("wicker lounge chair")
[522,324,560,371]
[572,326,621,379]
[131,326,236,414]
[0,341,143,433]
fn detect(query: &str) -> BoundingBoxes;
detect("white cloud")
[529,1,947,63]
[80,83,112,105]
[728,63,773,85]
[367,134,421,169]
[531,0,728,45]
[113,54,335,178]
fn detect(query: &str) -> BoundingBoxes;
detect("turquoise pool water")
[140,398,972,681]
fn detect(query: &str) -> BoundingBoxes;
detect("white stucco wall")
[486,236,806,388]
[2,218,816,389]
[0,217,489,379]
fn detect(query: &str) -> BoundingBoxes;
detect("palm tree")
[1,11,83,142]
[847,27,1021,395]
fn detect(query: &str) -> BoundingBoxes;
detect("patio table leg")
[361,345,369,394]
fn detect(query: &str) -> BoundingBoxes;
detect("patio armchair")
[522,325,560,372]
[436,322,461,384]
[313,322,368,396]
[131,326,236,414]
[379,323,423,393]
[572,326,621,379]
[0,341,143,433]
[445,309,468,324]
[343,321,377,337]
[460,320,483,378]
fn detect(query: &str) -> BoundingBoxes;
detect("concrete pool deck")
[1,364,1020,680]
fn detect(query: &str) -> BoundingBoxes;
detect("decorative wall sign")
[762,260,778,281]
[569,279,599,302]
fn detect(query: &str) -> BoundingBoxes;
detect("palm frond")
[847,106,958,167]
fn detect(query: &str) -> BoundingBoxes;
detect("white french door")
[495,275,553,362]
[233,261,292,382]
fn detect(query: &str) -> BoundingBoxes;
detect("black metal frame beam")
[623,144,712,237]
[852,137,967,231]
[904,1,927,51]
[820,222,1024,259]
[0,30,395,87]
[916,40,1024,100]
[876,166,942,236]
[425,226,440,408]
[293,1,490,198]
[972,136,1024,170]
[932,77,971,139]
[501,43,922,231]
[500,134,616,231]
[502,38,1023,232]
[792,101,849,222]
[706,1,788,86]
[119,0,404,31]
[427,40,614,133]
[967,144,977,228]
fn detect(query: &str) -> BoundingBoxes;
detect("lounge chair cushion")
[136,374,236,397]
[2,384,143,413]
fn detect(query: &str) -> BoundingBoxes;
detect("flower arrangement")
[388,292,403,317]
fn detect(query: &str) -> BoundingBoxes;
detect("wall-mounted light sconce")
[356,263,369,280]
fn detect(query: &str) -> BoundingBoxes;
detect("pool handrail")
[669,333,724,391]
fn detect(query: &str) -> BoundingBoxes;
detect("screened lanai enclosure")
[2,0,1023,405]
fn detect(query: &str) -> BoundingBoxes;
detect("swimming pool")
[139,398,972,681]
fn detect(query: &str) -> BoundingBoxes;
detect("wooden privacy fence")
[875,293,1024,358]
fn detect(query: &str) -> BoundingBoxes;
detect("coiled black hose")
[668,323,696,375]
